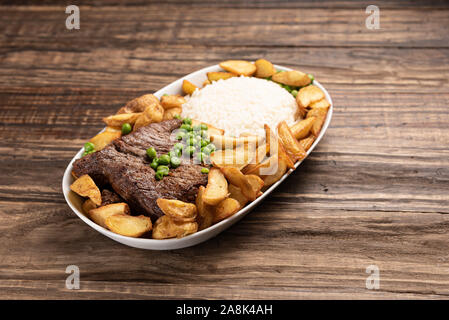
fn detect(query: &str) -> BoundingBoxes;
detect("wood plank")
[1,6,448,49]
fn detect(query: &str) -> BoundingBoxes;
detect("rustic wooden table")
[1,0,448,299]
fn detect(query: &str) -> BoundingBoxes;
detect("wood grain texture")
[0,1,448,300]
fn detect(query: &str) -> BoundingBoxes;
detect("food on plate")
[290,117,316,140]
[182,80,198,95]
[214,198,241,223]
[220,167,263,201]
[89,131,122,151]
[271,70,311,87]
[207,72,236,82]
[117,94,160,114]
[152,215,198,239]
[156,199,197,223]
[88,202,131,229]
[219,60,256,76]
[69,58,330,240]
[102,113,142,129]
[254,59,276,78]
[70,174,102,205]
[195,186,214,230]
[202,168,228,205]
[277,121,307,163]
[105,214,152,237]
[160,94,186,109]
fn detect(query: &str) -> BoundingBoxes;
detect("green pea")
[284,85,292,92]
[200,139,209,148]
[201,168,210,174]
[176,131,186,140]
[121,123,132,135]
[158,154,170,165]
[157,165,170,176]
[291,90,298,98]
[174,142,184,150]
[187,137,198,146]
[150,158,159,170]
[174,114,181,119]
[182,118,192,125]
[170,157,181,168]
[276,69,284,73]
[200,124,208,131]
[196,152,207,163]
[185,145,196,156]
[146,147,157,159]
[207,144,216,152]
[192,124,202,132]
[180,124,192,132]
[155,171,164,180]
[84,142,95,152]
[163,93,169,96]
[308,74,314,82]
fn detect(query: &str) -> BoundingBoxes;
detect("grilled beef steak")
[72,119,208,221]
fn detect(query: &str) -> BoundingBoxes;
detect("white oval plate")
[62,64,333,250]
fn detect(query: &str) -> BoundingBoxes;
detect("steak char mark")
[72,119,208,221]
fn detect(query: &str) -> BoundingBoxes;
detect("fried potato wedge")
[133,101,164,130]
[195,186,214,231]
[309,98,330,110]
[241,143,268,174]
[104,126,121,133]
[277,121,307,163]
[160,94,186,109]
[82,199,97,214]
[296,85,325,110]
[89,131,121,151]
[152,215,198,239]
[88,202,130,229]
[210,144,256,170]
[220,167,263,201]
[191,120,225,136]
[203,168,229,206]
[219,60,256,76]
[163,107,182,120]
[118,94,160,114]
[103,112,142,129]
[290,117,316,140]
[271,70,311,87]
[255,59,276,78]
[228,184,248,207]
[203,79,211,87]
[210,135,262,150]
[307,107,329,136]
[105,214,152,238]
[207,72,236,82]
[299,135,316,151]
[182,79,198,95]
[259,155,288,187]
[70,174,102,205]
[156,199,197,223]
[214,198,241,223]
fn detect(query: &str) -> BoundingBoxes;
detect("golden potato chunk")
[296,85,325,110]
[152,215,198,239]
[70,174,102,206]
[103,112,142,129]
[309,98,330,110]
[160,94,186,109]
[259,155,289,187]
[105,214,152,238]
[255,59,276,78]
[203,168,228,206]
[88,202,130,229]
[195,186,214,231]
[299,135,316,151]
[82,199,97,214]
[207,72,236,82]
[220,167,264,201]
[277,121,307,163]
[156,199,197,223]
[228,184,248,207]
[133,101,164,130]
[219,60,256,76]
[182,80,198,95]
[271,70,311,87]
[210,145,256,171]
[163,107,182,120]
[210,135,262,150]
[307,107,329,136]
[89,131,121,151]
[290,117,316,140]
[117,94,160,114]
[214,198,241,223]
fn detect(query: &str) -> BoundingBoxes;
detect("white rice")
[181,76,298,137]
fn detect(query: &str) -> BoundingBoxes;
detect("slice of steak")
[72,119,208,221]
[101,189,123,206]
